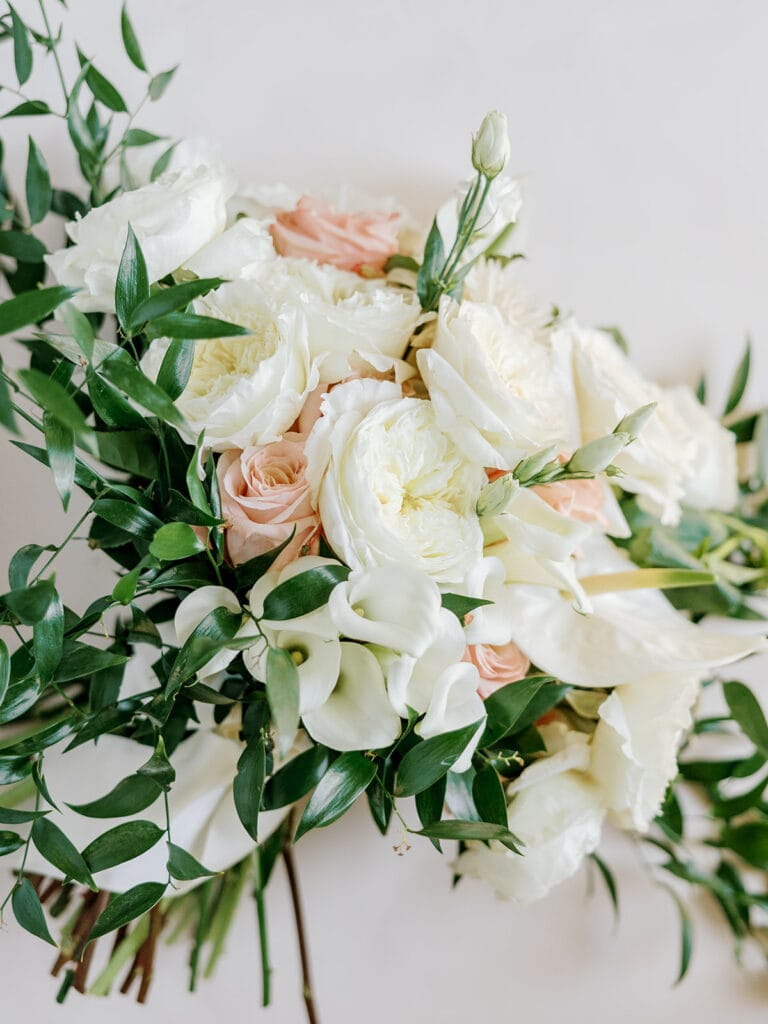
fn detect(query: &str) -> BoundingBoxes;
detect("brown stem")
[282,838,320,1024]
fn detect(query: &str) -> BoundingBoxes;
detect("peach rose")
[270,197,399,274]
[217,434,321,569]
[464,642,531,700]
[532,477,606,526]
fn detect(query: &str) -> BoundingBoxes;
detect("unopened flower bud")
[477,472,516,517]
[614,402,656,440]
[472,111,511,180]
[566,433,631,475]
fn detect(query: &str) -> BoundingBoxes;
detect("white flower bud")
[471,111,511,180]
[566,433,631,474]
[614,402,657,440]
[476,472,516,517]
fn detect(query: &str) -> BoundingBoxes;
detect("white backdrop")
[2,0,768,1020]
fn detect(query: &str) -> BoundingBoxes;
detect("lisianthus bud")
[472,111,511,179]
[566,433,631,474]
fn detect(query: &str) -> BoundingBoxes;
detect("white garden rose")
[463,259,552,337]
[568,323,696,525]
[47,165,235,312]
[664,385,739,511]
[591,671,701,831]
[256,258,420,383]
[145,280,319,451]
[306,379,486,584]
[455,766,605,903]
[418,298,579,469]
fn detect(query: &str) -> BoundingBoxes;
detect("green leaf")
[150,143,177,181]
[263,745,330,811]
[3,285,82,338]
[156,337,195,400]
[43,413,75,512]
[2,100,51,118]
[720,822,768,870]
[80,54,128,112]
[266,647,300,758]
[136,736,175,790]
[9,5,33,86]
[2,579,57,624]
[120,3,146,71]
[590,852,620,920]
[33,586,64,683]
[723,340,751,416]
[481,675,551,747]
[416,217,445,310]
[723,680,768,753]
[712,773,768,819]
[17,368,90,436]
[295,752,376,840]
[661,884,693,984]
[82,820,164,874]
[146,312,250,339]
[0,806,47,826]
[12,877,55,945]
[131,278,226,325]
[412,819,521,853]
[167,842,216,881]
[123,128,164,147]
[262,565,350,621]
[96,430,158,478]
[99,352,185,427]
[656,785,684,841]
[88,882,167,943]
[31,817,96,889]
[440,593,493,623]
[115,225,149,334]
[415,774,447,849]
[472,765,508,828]
[395,721,481,798]
[31,759,58,809]
[384,254,420,273]
[25,138,52,225]
[93,498,163,540]
[149,522,205,562]
[234,530,296,591]
[0,830,24,855]
[0,638,9,708]
[148,66,177,101]
[0,230,46,263]
[0,355,18,434]
[68,774,162,818]
[233,738,266,842]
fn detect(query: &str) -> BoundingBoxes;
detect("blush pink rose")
[270,197,399,274]
[463,642,531,700]
[217,434,321,570]
[532,477,607,526]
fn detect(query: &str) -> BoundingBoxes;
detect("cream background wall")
[2,1,768,1020]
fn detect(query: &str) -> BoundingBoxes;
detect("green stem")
[36,0,68,106]
[253,850,272,1007]
[0,774,42,915]
[30,499,96,585]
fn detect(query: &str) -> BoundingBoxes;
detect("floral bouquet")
[2,6,768,1019]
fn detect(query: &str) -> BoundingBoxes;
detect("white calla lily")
[415,661,486,773]
[244,630,342,715]
[249,555,342,639]
[328,565,442,657]
[384,607,467,717]
[174,585,255,678]
[501,538,766,686]
[302,642,402,751]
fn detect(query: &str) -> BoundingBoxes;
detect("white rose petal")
[569,323,696,526]
[665,385,739,512]
[47,165,235,312]
[455,770,605,903]
[591,671,701,831]
[181,217,276,280]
